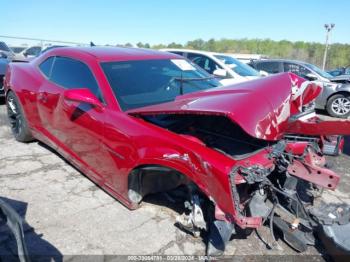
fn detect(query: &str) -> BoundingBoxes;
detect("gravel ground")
[0,98,350,261]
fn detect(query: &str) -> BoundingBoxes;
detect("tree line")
[121,38,350,70]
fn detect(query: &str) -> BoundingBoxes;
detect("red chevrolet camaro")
[4,47,350,255]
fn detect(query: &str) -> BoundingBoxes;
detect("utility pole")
[322,23,335,70]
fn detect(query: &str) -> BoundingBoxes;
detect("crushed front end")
[207,135,350,257]
[128,73,350,257]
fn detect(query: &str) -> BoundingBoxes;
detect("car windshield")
[101,59,222,111]
[214,55,260,77]
[304,62,333,79]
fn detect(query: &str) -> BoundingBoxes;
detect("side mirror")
[213,68,227,78]
[63,88,103,110]
[305,73,318,81]
[259,70,269,77]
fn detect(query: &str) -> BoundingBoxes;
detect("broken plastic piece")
[206,220,235,256]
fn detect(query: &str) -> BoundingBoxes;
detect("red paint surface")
[4,47,350,228]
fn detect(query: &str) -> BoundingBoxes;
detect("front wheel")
[326,94,350,119]
[6,91,34,142]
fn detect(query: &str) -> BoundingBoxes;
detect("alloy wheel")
[331,97,350,116]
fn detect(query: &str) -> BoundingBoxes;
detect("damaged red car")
[4,47,350,256]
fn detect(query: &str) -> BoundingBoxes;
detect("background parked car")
[12,45,42,61]
[10,46,26,54]
[0,54,10,97]
[161,49,261,85]
[0,41,15,60]
[0,62,7,97]
[228,53,269,64]
[40,45,67,54]
[328,66,350,77]
[249,59,350,118]
[0,42,13,97]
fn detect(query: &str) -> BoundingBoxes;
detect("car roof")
[47,46,180,62]
[252,58,309,66]
[161,48,222,56]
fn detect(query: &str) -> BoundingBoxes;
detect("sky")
[1,0,350,46]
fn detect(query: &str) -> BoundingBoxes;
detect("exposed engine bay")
[137,113,350,257]
[143,114,272,158]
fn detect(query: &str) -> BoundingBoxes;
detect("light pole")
[322,23,335,70]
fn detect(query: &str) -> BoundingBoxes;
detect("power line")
[0,35,88,46]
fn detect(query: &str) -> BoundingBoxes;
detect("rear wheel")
[326,94,350,118]
[6,91,34,142]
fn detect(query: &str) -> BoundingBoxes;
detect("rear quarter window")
[39,57,55,78]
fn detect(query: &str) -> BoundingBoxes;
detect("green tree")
[150,38,350,69]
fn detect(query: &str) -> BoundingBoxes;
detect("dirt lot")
[1,98,350,261]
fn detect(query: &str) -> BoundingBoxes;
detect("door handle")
[38,92,48,103]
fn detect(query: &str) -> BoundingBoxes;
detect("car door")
[37,56,106,183]
[283,62,313,80]
[37,56,65,138]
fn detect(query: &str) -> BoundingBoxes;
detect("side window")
[26,47,42,56]
[50,57,101,100]
[284,63,311,78]
[169,51,184,56]
[187,53,222,74]
[256,62,281,74]
[39,57,55,78]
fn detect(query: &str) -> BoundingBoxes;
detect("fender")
[133,144,237,218]
[287,116,350,136]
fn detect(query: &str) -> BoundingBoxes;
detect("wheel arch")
[326,90,350,104]
[126,163,199,205]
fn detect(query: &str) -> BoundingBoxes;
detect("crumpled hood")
[127,73,321,141]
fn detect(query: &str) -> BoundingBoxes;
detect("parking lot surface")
[1,99,350,260]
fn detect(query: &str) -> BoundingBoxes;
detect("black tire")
[6,91,34,142]
[326,94,350,119]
